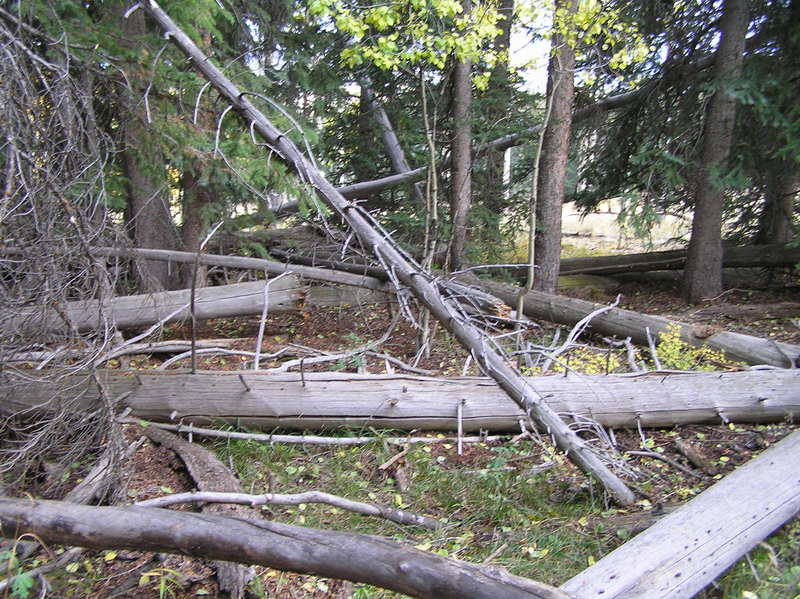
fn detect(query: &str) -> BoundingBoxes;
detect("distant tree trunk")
[756,164,797,244]
[683,0,749,303]
[118,6,178,293]
[534,0,577,293]
[477,0,514,250]
[448,0,473,271]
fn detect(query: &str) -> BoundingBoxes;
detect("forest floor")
[5,273,800,599]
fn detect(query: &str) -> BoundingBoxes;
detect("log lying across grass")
[0,499,570,599]
[465,276,800,368]
[6,370,799,431]
[561,430,800,599]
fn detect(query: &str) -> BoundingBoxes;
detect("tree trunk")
[180,165,211,288]
[449,0,473,271]
[0,499,569,599]
[561,430,800,598]
[534,0,577,293]
[756,164,798,244]
[7,370,798,432]
[118,5,178,292]
[683,0,749,302]
[142,427,253,597]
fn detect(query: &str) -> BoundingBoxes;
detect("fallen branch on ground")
[136,490,442,530]
[118,419,505,445]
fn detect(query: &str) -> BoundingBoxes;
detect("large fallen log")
[465,276,800,368]
[540,244,800,278]
[1,277,305,335]
[0,499,570,599]
[560,430,800,598]
[5,370,799,431]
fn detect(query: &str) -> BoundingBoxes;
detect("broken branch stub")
[140,0,635,505]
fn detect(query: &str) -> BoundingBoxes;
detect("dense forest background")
[2,0,797,303]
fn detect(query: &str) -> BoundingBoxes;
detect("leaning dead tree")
[0,12,124,488]
[140,0,635,504]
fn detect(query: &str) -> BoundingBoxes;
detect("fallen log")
[5,370,799,431]
[560,430,800,598]
[465,276,800,368]
[1,277,304,335]
[91,247,507,316]
[0,499,571,599]
[533,244,800,278]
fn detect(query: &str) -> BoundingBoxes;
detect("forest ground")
[8,272,800,599]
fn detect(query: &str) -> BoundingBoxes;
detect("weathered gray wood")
[2,278,304,335]
[6,370,799,431]
[0,498,571,599]
[140,0,636,505]
[467,276,800,368]
[560,430,800,598]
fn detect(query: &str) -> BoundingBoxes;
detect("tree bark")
[0,499,571,599]
[140,0,636,506]
[180,164,212,288]
[561,430,800,599]
[683,0,749,302]
[535,0,577,293]
[449,2,473,271]
[7,370,799,432]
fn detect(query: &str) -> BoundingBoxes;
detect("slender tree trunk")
[180,166,211,288]
[683,0,749,303]
[118,6,178,292]
[534,0,577,293]
[449,0,473,271]
[756,162,798,244]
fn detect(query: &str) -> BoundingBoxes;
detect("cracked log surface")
[6,370,799,431]
[561,430,800,598]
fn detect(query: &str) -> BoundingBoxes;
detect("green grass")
[212,434,614,596]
